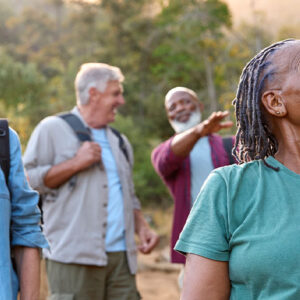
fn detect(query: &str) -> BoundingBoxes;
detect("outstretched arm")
[181,253,230,300]
[151,137,188,179]
[172,111,233,157]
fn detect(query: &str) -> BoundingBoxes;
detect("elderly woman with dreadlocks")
[174,39,300,299]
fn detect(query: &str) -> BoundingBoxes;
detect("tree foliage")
[0,0,292,206]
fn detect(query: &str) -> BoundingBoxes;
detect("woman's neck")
[275,133,300,174]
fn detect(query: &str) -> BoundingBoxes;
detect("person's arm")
[181,254,230,300]
[134,209,159,254]
[171,111,233,157]
[151,138,187,179]
[174,171,231,298]
[9,128,48,299]
[13,247,40,300]
[44,141,102,188]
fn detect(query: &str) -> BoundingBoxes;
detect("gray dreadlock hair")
[233,39,296,169]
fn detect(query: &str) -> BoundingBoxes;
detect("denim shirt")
[0,128,48,300]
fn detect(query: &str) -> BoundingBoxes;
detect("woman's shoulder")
[213,160,263,182]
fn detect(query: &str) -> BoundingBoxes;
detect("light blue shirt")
[190,136,214,205]
[0,128,48,300]
[91,128,126,252]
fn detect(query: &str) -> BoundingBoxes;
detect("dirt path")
[136,249,181,300]
[137,270,180,300]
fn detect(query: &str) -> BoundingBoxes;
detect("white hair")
[165,86,198,106]
[169,110,202,133]
[75,63,124,105]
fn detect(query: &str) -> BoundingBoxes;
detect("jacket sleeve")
[23,118,56,195]
[151,137,187,179]
[9,128,49,249]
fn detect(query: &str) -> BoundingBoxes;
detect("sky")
[224,0,300,31]
[9,0,300,33]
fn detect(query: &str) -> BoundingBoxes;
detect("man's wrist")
[194,123,205,139]
[69,156,84,174]
[134,210,148,233]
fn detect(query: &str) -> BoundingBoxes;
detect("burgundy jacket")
[151,134,234,264]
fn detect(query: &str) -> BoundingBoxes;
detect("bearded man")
[151,86,234,268]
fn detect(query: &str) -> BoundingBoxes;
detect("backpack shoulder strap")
[110,127,129,163]
[58,112,129,163]
[58,112,92,142]
[222,136,235,165]
[0,119,10,186]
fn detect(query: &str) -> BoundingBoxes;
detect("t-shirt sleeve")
[174,170,230,261]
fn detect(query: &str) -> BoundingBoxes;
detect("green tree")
[0,50,47,143]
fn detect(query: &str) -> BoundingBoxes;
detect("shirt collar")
[72,106,109,133]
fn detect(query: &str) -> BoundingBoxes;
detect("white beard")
[169,110,202,133]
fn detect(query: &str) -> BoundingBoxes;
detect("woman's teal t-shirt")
[175,157,300,299]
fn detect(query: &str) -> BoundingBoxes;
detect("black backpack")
[222,136,235,165]
[58,112,129,162]
[0,119,10,186]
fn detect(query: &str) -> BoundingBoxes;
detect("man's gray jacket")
[23,107,141,274]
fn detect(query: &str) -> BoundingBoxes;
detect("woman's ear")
[261,90,287,117]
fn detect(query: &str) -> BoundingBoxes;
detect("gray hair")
[165,86,198,106]
[75,63,124,105]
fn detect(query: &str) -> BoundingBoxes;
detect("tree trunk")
[204,54,217,112]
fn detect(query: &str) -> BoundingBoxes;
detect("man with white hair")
[151,86,234,268]
[24,63,159,300]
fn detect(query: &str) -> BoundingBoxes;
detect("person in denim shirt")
[0,127,48,300]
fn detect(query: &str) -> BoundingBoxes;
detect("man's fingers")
[220,121,234,128]
[142,233,159,254]
[139,239,153,254]
[209,111,230,121]
[77,141,102,165]
[147,235,159,251]
[216,111,229,119]
[82,142,101,157]
[89,142,101,151]
[92,147,101,155]
[137,229,159,254]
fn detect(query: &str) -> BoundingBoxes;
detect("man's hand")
[137,226,159,254]
[44,141,102,189]
[171,110,233,157]
[134,210,159,254]
[74,141,102,171]
[196,111,233,137]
